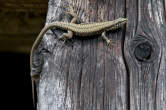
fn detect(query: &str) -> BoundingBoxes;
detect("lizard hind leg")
[58,12,76,44]
[66,12,78,23]
[58,30,73,43]
[101,31,115,47]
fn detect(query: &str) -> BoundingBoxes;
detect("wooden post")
[31,0,166,110]
[124,0,166,109]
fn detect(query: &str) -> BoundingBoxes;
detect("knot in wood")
[134,41,152,62]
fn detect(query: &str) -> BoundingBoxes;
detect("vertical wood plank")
[31,0,128,110]
[125,0,166,109]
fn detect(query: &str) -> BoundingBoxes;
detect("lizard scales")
[41,18,127,36]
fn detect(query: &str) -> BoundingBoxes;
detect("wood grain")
[31,0,166,110]
[124,0,166,109]
[32,0,128,110]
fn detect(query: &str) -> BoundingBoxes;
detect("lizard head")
[108,18,128,30]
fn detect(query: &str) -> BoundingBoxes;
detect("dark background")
[0,0,48,110]
[1,53,33,110]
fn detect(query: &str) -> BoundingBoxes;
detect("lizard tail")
[30,22,60,74]
[32,78,36,109]
[30,22,62,109]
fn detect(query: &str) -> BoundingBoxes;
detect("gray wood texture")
[31,0,166,110]
[124,0,166,109]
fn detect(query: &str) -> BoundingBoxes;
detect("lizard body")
[31,18,127,52]
[30,12,127,108]
[36,19,126,36]
[30,18,127,66]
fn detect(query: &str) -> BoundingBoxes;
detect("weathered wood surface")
[124,0,166,109]
[31,0,166,110]
[124,0,166,110]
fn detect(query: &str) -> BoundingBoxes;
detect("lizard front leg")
[101,31,114,46]
[58,12,78,41]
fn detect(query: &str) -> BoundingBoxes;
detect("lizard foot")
[58,33,69,40]
[58,33,74,46]
[106,39,115,47]
[101,31,115,47]
[58,33,68,45]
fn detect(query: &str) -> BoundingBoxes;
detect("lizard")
[30,12,127,108]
